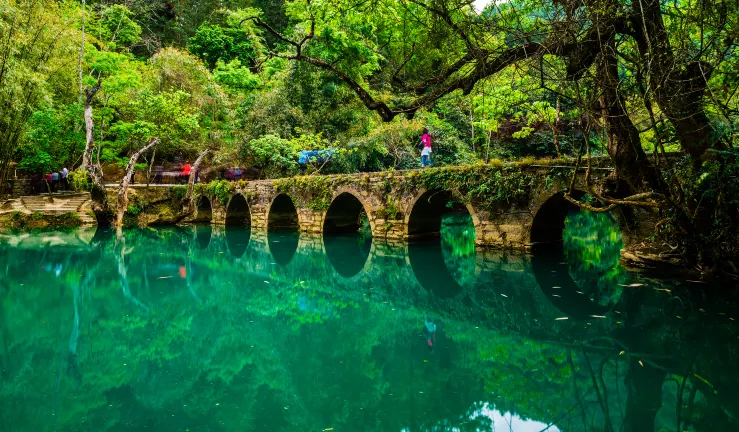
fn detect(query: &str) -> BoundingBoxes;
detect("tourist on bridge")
[420,128,432,168]
[181,161,191,184]
[60,167,69,191]
[50,171,60,193]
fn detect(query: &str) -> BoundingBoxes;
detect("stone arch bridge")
[180,163,645,250]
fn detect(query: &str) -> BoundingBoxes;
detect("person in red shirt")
[181,162,191,183]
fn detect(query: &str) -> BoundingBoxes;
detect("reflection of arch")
[406,190,478,240]
[268,194,299,230]
[530,190,586,249]
[324,234,372,278]
[194,196,212,223]
[226,194,251,226]
[532,250,610,319]
[195,225,212,249]
[324,192,370,234]
[408,241,463,298]
[268,230,299,267]
[225,227,251,258]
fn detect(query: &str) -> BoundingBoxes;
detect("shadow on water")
[324,233,372,278]
[194,225,212,250]
[532,250,610,320]
[268,229,300,267]
[225,226,251,258]
[408,213,476,299]
[408,240,464,298]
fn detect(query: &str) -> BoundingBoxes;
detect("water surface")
[1,215,738,431]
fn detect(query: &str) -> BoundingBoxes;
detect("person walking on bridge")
[60,167,69,191]
[181,161,191,184]
[420,128,432,168]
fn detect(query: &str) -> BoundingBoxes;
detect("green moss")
[376,198,402,220]
[1,211,82,230]
[273,175,341,211]
[197,180,236,206]
[410,164,535,210]
[170,186,187,200]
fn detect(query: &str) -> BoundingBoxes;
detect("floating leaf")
[619,350,625,355]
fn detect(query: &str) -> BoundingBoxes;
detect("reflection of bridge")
[2,224,737,430]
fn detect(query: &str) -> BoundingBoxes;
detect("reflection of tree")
[440,213,476,289]
[0,227,737,431]
[563,210,626,308]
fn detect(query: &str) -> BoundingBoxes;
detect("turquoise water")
[1,214,738,431]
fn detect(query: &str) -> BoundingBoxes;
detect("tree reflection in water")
[563,209,626,308]
[0,226,737,432]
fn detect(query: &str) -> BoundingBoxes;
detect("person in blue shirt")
[298,148,335,174]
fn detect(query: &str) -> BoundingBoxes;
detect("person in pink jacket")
[420,128,432,168]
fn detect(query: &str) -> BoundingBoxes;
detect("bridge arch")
[322,190,373,278]
[225,194,251,226]
[405,189,481,240]
[193,196,213,223]
[225,194,251,257]
[530,189,587,249]
[267,193,299,231]
[323,190,373,234]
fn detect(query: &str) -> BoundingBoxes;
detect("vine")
[410,164,536,211]
[273,175,344,211]
[196,180,236,206]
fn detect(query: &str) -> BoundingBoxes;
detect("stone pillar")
[249,203,269,230]
[476,215,531,250]
[297,208,325,233]
[210,199,227,225]
[373,219,405,241]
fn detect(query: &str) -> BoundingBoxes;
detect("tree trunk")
[81,78,101,170]
[553,97,562,158]
[180,149,210,219]
[595,32,659,192]
[631,0,717,158]
[115,138,158,227]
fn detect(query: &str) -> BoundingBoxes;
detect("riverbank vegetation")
[0,211,82,230]
[0,0,737,272]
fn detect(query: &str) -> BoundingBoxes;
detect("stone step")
[19,193,92,214]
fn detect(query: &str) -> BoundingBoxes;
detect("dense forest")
[0,0,738,271]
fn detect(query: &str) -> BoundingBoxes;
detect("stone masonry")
[190,164,637,250]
